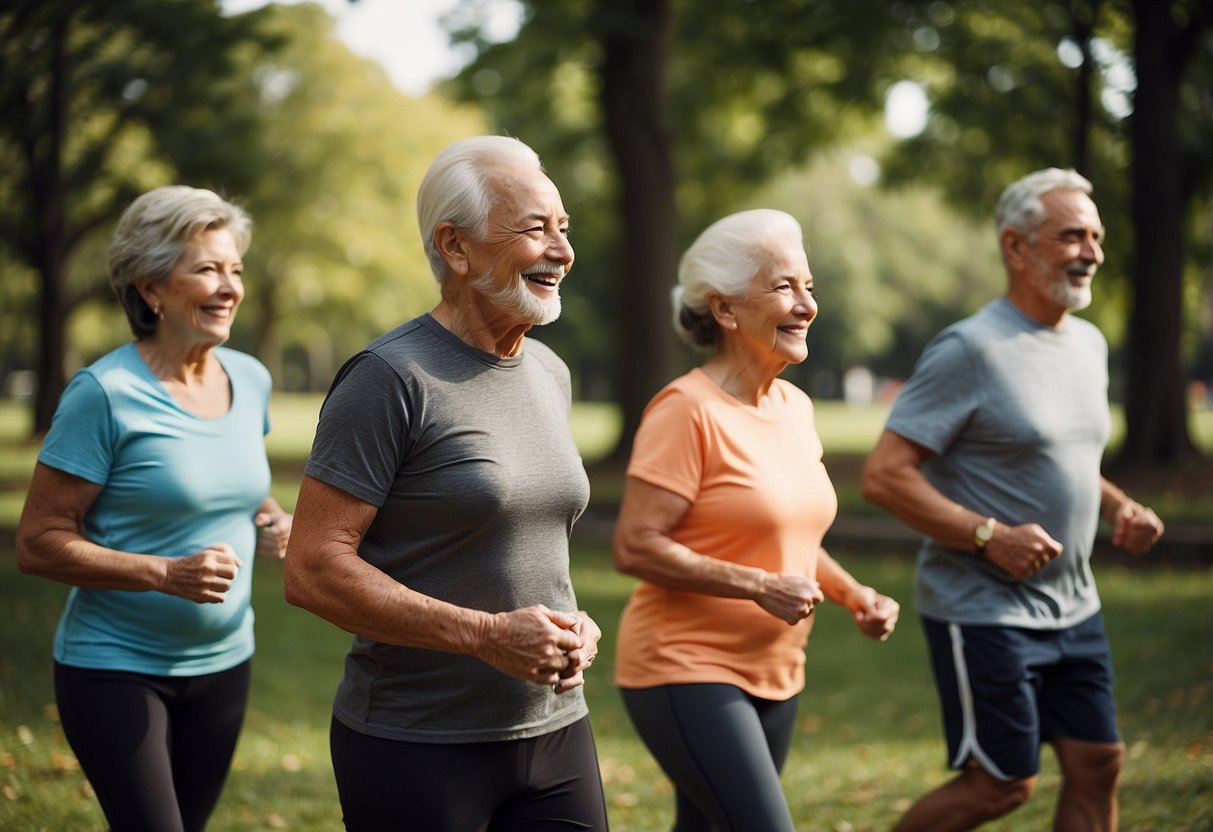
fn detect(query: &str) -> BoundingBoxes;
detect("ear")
[135,277,160,310]
[433,222,471,278]
[706,292,737,332]
[1000,227,1029,271]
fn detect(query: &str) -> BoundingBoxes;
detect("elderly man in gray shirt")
[863,168,1164,832]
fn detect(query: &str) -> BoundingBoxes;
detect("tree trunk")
[28,13,70,437]
[1119,0,1201,467]
[597,0,678,466]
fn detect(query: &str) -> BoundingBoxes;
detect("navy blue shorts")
[921,612,1121,780]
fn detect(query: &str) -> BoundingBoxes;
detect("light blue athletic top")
[885,298,1109,629]
[38,342,272,675]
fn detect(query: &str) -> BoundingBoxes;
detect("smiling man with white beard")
[284,135,609,831]
[863,168,1166,832]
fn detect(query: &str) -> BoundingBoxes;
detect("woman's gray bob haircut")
[995,168,1093,240]
[416,135,544,282]
[108,185,252,338]
[672,208,804,350]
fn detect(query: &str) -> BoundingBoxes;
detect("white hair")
[108,185,252,338]
[995,167,1093,240]
[416,135,544,282]
[672,208,804,349]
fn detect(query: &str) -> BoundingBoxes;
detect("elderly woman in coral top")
[613,208,901,832]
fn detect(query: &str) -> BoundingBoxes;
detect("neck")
[1003,286,1067,329]
[431,295,530,358]
[701,349,785,407]
[136,335,219,384]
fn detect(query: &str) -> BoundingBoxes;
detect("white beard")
[471,270,561,326]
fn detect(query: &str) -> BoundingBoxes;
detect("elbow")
[612,535,642,578]
[860,465,888,509]
[14,529,45,577]
[281,562,313,610]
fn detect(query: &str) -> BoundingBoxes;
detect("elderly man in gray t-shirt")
[863,168,1164,832]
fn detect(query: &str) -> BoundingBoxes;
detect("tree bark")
[27,13,71,436]
[1119,0,1203,466]
[597,0,679,466]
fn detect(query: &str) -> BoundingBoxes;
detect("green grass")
[1,394,1211,830]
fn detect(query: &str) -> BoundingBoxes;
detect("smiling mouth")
[524,272,562,289]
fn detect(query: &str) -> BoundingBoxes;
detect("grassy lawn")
[1,393,1211,830]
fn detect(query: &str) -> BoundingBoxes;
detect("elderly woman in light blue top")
[16,185,292,832]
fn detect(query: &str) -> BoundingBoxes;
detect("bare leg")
[1051,737,1124,832]
[891,760,1036,832]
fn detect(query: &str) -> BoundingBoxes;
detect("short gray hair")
[416,135,544,282]
[673,208,804,350]
[995,168,1093,239]
[108,186,252,338]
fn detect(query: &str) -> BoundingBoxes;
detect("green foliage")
[224,2,487,390]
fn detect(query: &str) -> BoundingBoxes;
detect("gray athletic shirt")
[885,298,1109,629]
[304,314,591,743]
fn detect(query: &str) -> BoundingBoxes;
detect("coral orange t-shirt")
[614,368,838,700]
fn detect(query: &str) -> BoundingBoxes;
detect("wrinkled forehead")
[484,163,568,223]
[1040,188,1102,231]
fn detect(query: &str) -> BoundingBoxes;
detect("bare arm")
[1099,476,1164,555]
[283,475,584,687]
[816,548,900,641]
[861,429,1062,579]
[612,477,823,625]
[16,462,241,604]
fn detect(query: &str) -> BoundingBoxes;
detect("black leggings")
[330,714,610,831]
[621,683,799,832]
[54,660,250,832]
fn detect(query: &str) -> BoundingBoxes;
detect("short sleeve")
[885,329,981,455]
[304,353,410,506]
[626,387,705,503]
[38,371,115,486]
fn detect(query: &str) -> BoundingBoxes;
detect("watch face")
[976,520,994,545]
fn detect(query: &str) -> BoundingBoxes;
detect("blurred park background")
[1,1,1212,829]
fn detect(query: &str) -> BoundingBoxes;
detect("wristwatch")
[974,517,997,553]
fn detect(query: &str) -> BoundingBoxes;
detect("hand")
[755,573,824,625]
[477,605,582,687]
[162,543,242,604]
[981,522,1063,579]
[255,511,293,559]
[847,586,900,641]
[555,611,603,694]
[1111,501,1164,556]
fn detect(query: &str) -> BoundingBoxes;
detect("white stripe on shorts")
[947,622,1013,781]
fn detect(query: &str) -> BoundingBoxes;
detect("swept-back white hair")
[672,208,804,349]
[995,168,1093,240]
[416,135,543,282]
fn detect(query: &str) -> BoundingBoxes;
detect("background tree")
[879,0,1213,467]
[0,0,275,435]
[226,2,484,390]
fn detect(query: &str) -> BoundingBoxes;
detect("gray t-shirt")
[886,298,1109,629]
[305,314,591,743]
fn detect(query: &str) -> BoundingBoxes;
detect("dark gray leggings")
[54,660,250,832]
[621,683,799,832]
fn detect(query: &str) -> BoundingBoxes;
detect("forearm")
[614,531,767,600]
[816,549,863,607]
[864,463,985,552]
[16,529,168,592]
[283,537,493,654]
[1099,476,1132,522]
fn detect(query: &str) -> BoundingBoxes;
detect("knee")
[963,768,1036,820]
[987,775,1036,817]
[1067,742,1125,794]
